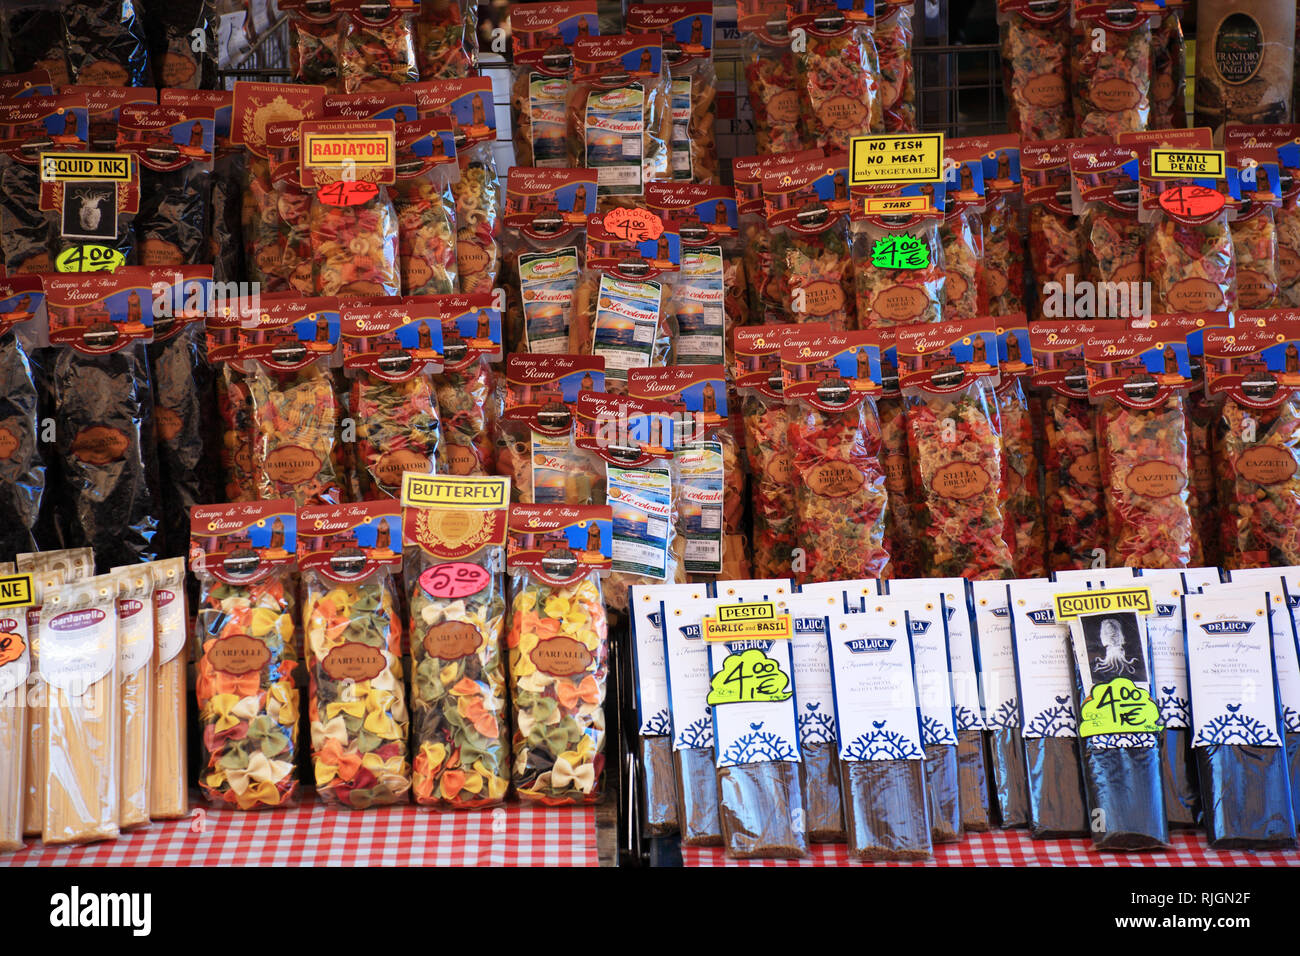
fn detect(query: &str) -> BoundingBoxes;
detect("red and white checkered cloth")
[683,830,1300,867]
[1,796,598,867]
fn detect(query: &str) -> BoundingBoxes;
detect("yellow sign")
[849,133,945,186]
[1054,587,1154,621]
[1150,149,1225,179]
[400,474,510,510]
[0,573,35,609]
[40,152,132,182]
[703,602,793,641]
[302,133,395,169]
[863,195,931,215]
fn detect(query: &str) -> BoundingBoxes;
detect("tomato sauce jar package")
[738,0,804,154]
[509,2,599,169]
[1071,2,1152,137]
[996,0,1071,141]
[996,321,1045,578]
[788,0,882,152]
[402,475,513,808]
[849,180,945,329]
[393,117,459,295]
[191,500,301,811]
[938,140,987,321]
[299,501,411,808]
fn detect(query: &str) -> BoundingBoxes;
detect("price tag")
[419,562,492,600]
[871,234,930,269]
[603,206,664,243]
[706,648,793,705]
[317,180,380,207]
[1079,677,1163,736]
[55,244,125,273]
[1158,184,1225,219]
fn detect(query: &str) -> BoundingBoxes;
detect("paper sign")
[849,133,944,185]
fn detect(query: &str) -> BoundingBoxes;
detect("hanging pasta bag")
[337,0,420,93]
[738,0,804,154]
[849,182,945,329]
[1021,137,1103,321]
[996,0,1072,141]
[0,275,45,562]
[285,0,342,89]
[1071,2,1152,137]
[979,136,1027,317]
[937,140,987,320]
[1227,147,1283,310]
[423,294,501,476]
[996,321,1045,578]
[392,116,458,295]
[1069,139,1145,287]
[508,1,599,168]
[416,0,478,78]
[788,0,882,152]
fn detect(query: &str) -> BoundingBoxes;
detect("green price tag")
[871,234,929,270]
[707,648,793,706]
[1079,678,1163,737]
[55,244,125,273]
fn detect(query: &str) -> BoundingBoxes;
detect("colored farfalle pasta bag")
[979,148,1027,317]
[300,503,411,808]
[849,197,945,329]
[337,0,420,93]
[1069,141,1145,287]
[0,561,29,851]
[149,557,189,821]
[1144,185,1236,316]
[938,142,989,321]
[738,0,804,154]
[1071,3,1152,137]
[264,121,315,295]
[191,501,301,811]
[416,0,478,78]
[996,0,1071,141]
[507,504,612,805]
[1021,136,1103,321]
[788,0,883,152]
[207,308,257,502]
[781,329,890,584]
[111,563,155,830]
[392,118,458,295]
[0,276,45,563]
[509,1,599,169]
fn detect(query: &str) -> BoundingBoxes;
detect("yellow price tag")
[703,602,793,641]
[40,152,132,183]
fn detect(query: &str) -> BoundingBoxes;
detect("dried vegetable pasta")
[286,1,341,89]
[208,310,257,502]
[1186,391,1217,568]
[738,0,803,154]
[1231,211,1280,310]
[850,208,944,329]
[981,194,1026,317]
[1071,4,1152,137]
[875,1,916,132]
[149,557,188,820]
[1083,206,1145,286]
[1043,393,1108,571]
[998,376,1046,580]
[266,122,314,294]
[789,0,882,152]
[937,213,983,320]
[391,116,458,296]
[338,0,420,93]
[416,0,478,78]
[0,560,27,851]
[112,565,155,829]
[996,1,1071,141]
[1150,7,1186,131]
[1146,216,1236,315]
[310,187,402,297]
[429,299,499,477]
[508,2,598,169]
[878,397,923,579]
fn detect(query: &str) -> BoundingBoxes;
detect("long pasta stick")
[113,565,156,829]
[0,562,28,851]
[42,572,121,846]
[149,558,189,820]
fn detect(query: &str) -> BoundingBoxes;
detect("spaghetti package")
[1031,321,1109,572]
[393,117,459,295]
[403,476,511,808]
[579,207,680,382]
[763,153,856,331]
[299,502,410,808]
[1022,137,1104,320]
[1205,315,1300,569]
[978,137,1027,318]
[971,579,1029,827]
[780,329,890,583]
[788,0,882,152]
[417,0,478,78]
[849,183,945,329]
[1084,316,1199,568]
[111,563,155,830]
[937,142,987,321]
[0,276,45,562]
[629,366,749,581]
[240,295,344,508]
[1227,147,1282,310]
[148,557,188,821]
[340,300,444,499]
[1150,3,1187,132]
[61,0,152,87]
[192,501,300,811]
[501,354,607,505]
[427,295,501,476]
[285,0,342,89]
[738,0,803,154]
[1006,579,1089,838]
[875,1,916,132]
[41,571,122,845]
[1184,586,1297,849]
[509,1,599,168]
[506,503,613,805]
[996,323,1045,578]
[898,318,1016,580]
[300,119,402,297]
[413,78,502,295]
[502,167,599,354]
[996,0,1071,141]
[0,563,29,851]
[338,0,420,93]
[43,271,160,571]
[207,306,256,502]
[628,2,716,184]
[827,595,931,860]
[567,34,673,204]
[116,102,215,267]
[1071,3,1152,137]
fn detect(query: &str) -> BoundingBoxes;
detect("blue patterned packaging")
[971,579,1029,828]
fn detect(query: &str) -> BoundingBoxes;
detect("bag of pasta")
[417,0,478,78]
[578,206,680,385]
[509,1,599,168]
[239,295,345,508]
[0,275,45,563]
[299,119,402,298]
[1069,139,1145,288]
[420,295,501,477]
[340,300,443,499]
[1150,3,1187,131]
[299,502,410,808]
[1022,137,1103,321]
[207,305,257,502]
[502,167,599,354]
[898,318,1015,580]
[413,78,502,295]
[738,0,804,154]
[875,1,916,132]
[1071,2,1152,137]
[285,0,342,90]
[393,117,459,295]
[978,136,1028,317]
[403,475,512,807]
[191,501,300,811]
[0,91,79,274]
[1084,316,1198,569]
[995,321,1045,578]
[38,145,141,272]
[61,0,152,86]
[142,0,218,89]
[781,328,890,583]
[1227,147,1283,310]
[628,1,717,184]
[1205,316,1300,570]
[849,184,945,329]
[2,7,68,84]
[629,365,749,581]
[1226,125,1300,307]
[996,0,1071,140]
[872,333,923,578]
[337,0,420,92]
[763,152,856,331]
[938,141,987,320]
[506,503,612,805]
[264,120,315,294]
[109,563,155,830]
[788,0,882,152]
[567,34,673,206]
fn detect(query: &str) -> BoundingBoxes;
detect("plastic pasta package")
[0,276,45,562]
[878,391,924,580]
[425,296,500,476]
[1021,137,1103,320]
[39,148,142,273]
[41,571,122,845]
[337,0,420,92]
[850,185,945,331]
[299,503,411,808]
[970,580,1030,827]
[566,34,673,205]
[1226,147,1283,310]
[191,501,301,811]
[1069,141,1144,287]
[1225,125,1300,306]
[417,0,478,77]
[898,319,1015,580]
[61,0,152,86]
[738,0,804,154]
[0,93,85,275]
[148,557,189,820]
[0,561,29,850]
[144,0,219,89]
[763,153,856,331]
[207,309,257,502]
[1145,210,1236,316]
[265,121,314,294]
[506,504,612,805]
[827,596,931,860]
[509,2,598,168]
[392,117,458,295]
[781,329,890,584]
[938,143,988,321]
[3,6,69,84]
[1150,5,1186,131]
[107,564,154,830]
[240,295,344,508]
[996,0,1071,141]
[874,1,916,132]
[789,0,882,152]
[996,324,1045,579]
[1071,3,1152,137]
[978,138,1027,317]
[285,0,341,88]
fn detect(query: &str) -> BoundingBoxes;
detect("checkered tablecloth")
[682,830,1300,867]
[1,795,599,867]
